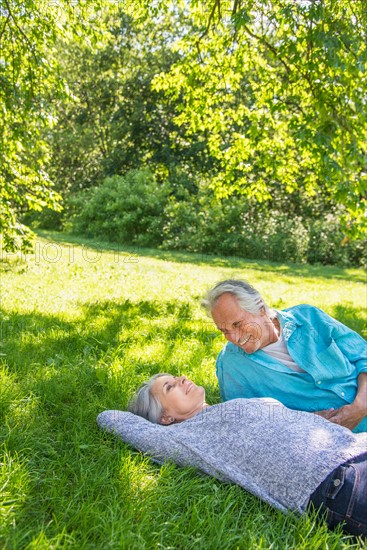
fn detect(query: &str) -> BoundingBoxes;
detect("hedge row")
[64,170,366,267]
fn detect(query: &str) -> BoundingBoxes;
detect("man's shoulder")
[282,304,326,322]
[283,303,318,314]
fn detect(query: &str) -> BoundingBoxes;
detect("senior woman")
[97,373,367,537]
[201,280,367,433]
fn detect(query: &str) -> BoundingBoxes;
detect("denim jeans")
[308,452,367,538]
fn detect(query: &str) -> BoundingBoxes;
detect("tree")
[151,0,367,237]
[0,0,100,252]
[48,6,214,201]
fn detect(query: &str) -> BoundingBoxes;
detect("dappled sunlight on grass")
[1,233,366,548]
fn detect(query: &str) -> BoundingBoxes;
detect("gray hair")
[202,279,274,317]
[128,373,170,424]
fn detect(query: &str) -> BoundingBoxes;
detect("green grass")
[1,232,366,549]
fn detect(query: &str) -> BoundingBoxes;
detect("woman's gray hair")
[202,279,274,317]
[128,373,170,424]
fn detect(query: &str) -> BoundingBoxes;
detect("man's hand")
[315,403,366,431]
[316,373,367,431]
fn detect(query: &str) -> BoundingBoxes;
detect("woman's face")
[211,292,278,353]
[151,375,206,424]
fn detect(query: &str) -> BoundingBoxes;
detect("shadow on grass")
[1,296,365,422]
[2,297,365,377]
[332,304,367,338]
[1,301,206,355]
[1,297,366,547]
[0,297,219,412]
[1,297,218,547]
[31,230,367,284]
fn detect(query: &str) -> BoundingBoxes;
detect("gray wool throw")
[97,398,367,513]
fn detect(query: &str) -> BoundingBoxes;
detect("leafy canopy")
[150,0,367,237]
[0,0,102,251]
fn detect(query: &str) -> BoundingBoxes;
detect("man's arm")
[317,372,367,430]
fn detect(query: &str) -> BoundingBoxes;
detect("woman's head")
[128,373,206,425]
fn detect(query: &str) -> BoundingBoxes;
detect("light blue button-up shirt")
[216,305,367,433]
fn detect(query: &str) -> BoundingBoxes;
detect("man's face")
[211,293,276,353]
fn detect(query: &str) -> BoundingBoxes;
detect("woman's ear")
[160,415,175,425]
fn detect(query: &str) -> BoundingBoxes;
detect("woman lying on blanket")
[97,374,367,537]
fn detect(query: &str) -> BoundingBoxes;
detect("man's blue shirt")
[216,304,367,433]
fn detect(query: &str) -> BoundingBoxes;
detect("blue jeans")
[308,452,367,538]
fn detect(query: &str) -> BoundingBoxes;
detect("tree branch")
[231,0,241,17]
[0,13,10,43]
[241,24,292,74]
[3,0,39,61]
[200,0,222,39]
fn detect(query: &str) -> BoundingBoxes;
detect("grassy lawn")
[1,232,366,549]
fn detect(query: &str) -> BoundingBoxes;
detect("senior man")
[202,279,367,433]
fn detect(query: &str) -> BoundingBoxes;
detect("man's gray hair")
[128,373,170,424]
[202,279,274,317]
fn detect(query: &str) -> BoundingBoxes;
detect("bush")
[161,190,365,266]
[22,207,64,231]
[307,213,367,267]
[162,196,200,251]
[162,193,310,263]
[240,210,309,264]
[67,173,365,267]
[70,170,170,246]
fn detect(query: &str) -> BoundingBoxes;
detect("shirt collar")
[276,308,301,342]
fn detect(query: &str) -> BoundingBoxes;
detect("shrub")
[161,190,365,267]
[162,194,310,264]
[67,172,365,267]
[307,214,367,267]
[22,207,64,231]
[162,196,200,251]
[70,170,170,246]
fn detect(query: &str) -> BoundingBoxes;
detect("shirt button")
[333,479,341,487]
[341,392,345,396]
[317,381,321,385]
